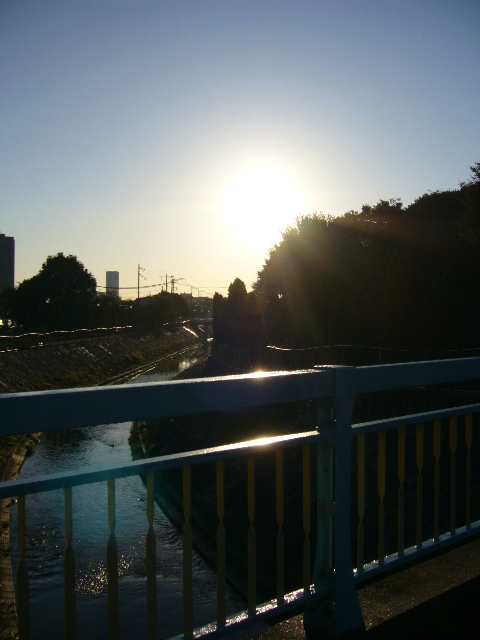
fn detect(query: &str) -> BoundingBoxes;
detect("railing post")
[64,487,76,640]
[146,473,157,640]
[305,366,365,638]
[107,479,119,640]
[17,495,30,640]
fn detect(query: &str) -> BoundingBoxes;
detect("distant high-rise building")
[106,271,120,297]
[0,233,14,293]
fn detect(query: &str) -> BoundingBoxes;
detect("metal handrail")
[2,358,480,639]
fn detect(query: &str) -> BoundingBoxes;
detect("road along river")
[9,350,244,640]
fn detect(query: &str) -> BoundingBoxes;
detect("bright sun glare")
[221,165,305,251]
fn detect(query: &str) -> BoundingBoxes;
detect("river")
[10,350,243,639]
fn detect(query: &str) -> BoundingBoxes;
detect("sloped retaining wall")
[0,327,201,393]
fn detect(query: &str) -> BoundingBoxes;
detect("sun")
[221,164,305,251]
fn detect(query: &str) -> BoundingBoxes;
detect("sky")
[1,1,479,299]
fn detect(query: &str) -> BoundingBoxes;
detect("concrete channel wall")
[0,327,201,393]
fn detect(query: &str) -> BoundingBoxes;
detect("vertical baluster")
[183,466,193,637]
[17,495,30,640]
[450,417,457,535]
[466,415,472,529]
[312,442,333,587]
[146,473,157,640]
[397,427,405,556]
[276,449,284,606]
[216,461,226,627]
[327,446,334,573]
[357,434,365,572]
[247,455,256,618]
[303,445,311,594]
[433,420,441,542]
[64,487,76,640]
[107,480,119,640]
[416,424,424,548]
[378,431,386,563]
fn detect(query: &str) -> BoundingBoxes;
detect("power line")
[97,282,229,291]
[97,275,229,293]
[97,283,164,290]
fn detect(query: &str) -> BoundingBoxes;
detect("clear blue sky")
[1,1,479,298]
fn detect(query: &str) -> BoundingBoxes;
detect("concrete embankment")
[0,326,201,393]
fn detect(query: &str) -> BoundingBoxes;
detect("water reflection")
[10,351,243,639]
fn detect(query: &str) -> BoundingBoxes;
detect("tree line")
[0,253,189,331]
[215,162,480,351]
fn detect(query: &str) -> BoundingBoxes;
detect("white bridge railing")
[0,359,480,639]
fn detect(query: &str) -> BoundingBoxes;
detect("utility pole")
[137,264,145,322]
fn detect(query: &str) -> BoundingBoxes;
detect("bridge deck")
[250,538,480,639]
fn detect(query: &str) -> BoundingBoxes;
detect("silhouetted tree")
[0,286,16,328]
[9,253,97,331]
[254,164,480,350]
[95,291,124,327]
[138,291,189,328]
[213,279,266,348]
[228,278,247,307]
[458,162,480,245]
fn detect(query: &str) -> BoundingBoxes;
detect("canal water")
[10,350,243,639]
